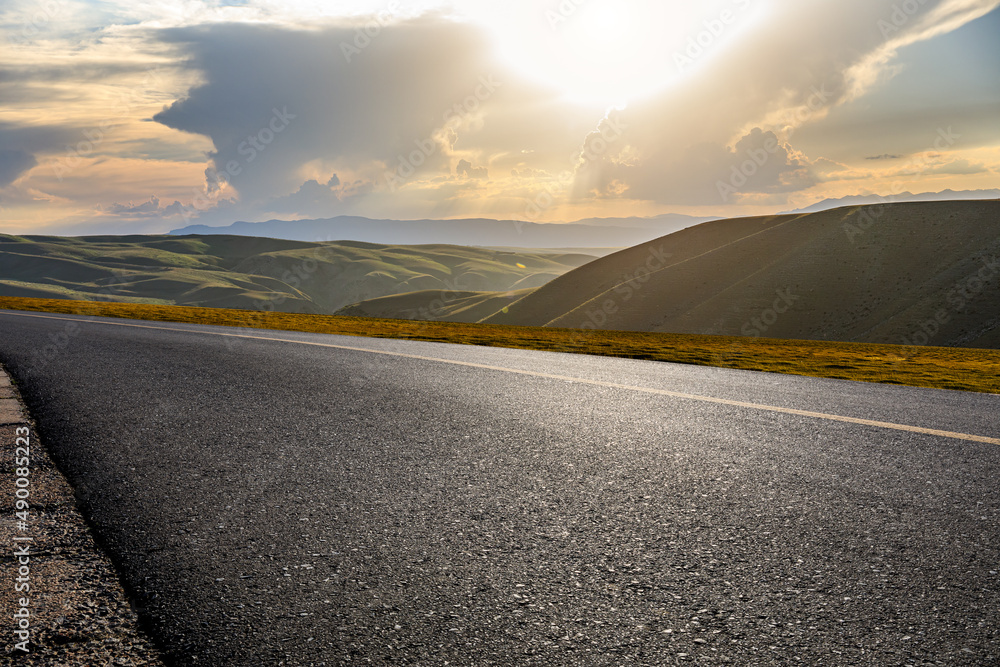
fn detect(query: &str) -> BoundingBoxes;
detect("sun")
[565,2,634,56]
[496,0,676,106]
[476,0,757,107]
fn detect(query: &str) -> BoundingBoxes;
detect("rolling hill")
[478,200,1000,348]
[0,234,595,314]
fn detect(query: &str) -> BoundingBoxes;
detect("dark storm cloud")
[152,17,504,204]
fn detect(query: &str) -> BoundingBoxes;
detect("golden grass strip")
[1,296,998,394]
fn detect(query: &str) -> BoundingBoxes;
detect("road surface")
[1,309,998,665]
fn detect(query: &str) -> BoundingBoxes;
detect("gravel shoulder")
[0,365,164,664]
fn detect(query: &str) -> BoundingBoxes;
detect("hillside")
[478,200,1000,348]
[0,234,595,314]
[337,288,534,322]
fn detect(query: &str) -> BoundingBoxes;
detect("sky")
[1,0,998,235]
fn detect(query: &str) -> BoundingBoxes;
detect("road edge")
[1,363,165,664]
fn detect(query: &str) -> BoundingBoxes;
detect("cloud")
[812,158,873,182]
[927,158,989,175]
[844,0,1000,104]
[99,196,161,215]
[145,2,998,220]
[558,0,998,208]
[0,120,82,179]
[148,14,611,221]
[456,158,488,179]
[96,195,188,218]
[0,149,37,187]
[265,177,343,217]
[4,0,997,230]
[152,18,514,207]
[577,127,815,205]
[727,129,815,193]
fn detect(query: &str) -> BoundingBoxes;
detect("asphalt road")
[1,309,998,666]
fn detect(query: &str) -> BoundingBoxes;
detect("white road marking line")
[4,310,999,446]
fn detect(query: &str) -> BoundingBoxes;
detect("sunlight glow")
[476,0,751,106]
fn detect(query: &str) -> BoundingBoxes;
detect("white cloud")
[3,0,997,229]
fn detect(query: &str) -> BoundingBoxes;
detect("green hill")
[0,234,595,314]
[479,200,1000,349]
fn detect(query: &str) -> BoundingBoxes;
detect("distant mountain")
[570,213,721,229]
[785,189,1000,215]
[168,214,715,249]
[0,234,595,314]
[464,200,999,349]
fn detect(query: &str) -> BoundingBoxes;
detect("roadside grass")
[2,295,998,394]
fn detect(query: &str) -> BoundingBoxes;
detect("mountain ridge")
[169,214,715,248]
